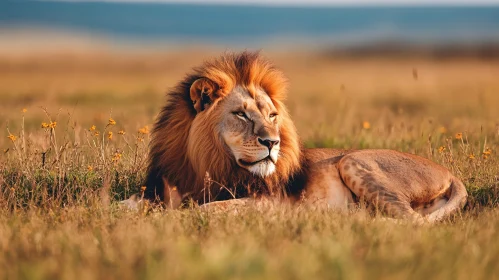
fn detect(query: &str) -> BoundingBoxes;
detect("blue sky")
[52,0,499,5]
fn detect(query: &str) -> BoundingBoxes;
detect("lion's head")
[145,52,303,203]
[193,83,282,178]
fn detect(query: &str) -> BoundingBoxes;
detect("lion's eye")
[269,113,278,120]
[234,111,247,119]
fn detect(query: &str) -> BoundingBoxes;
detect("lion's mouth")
[238,156,274,166]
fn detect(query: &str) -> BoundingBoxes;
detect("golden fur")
[142,51,467,223]
[145,52,301,204]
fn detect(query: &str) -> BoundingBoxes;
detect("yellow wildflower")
[483,148,492,159]
[438,146,446,153]
[455,133,463,140]
[94,131,100,137]
[111,152,122,162]
[49,121,57,128]
[108,118,116,126]
[89,125,96,131]
[41,122,49,128]
[140,186,147,192]
[468,154,475,160]
[108,131,113,140]
[118,130,126,135]
[7,134,16,142]
[21,108,27,113]
[87,165,93,172]
[138,125,149,135]
[362,121,371,130]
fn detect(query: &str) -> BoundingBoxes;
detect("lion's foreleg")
[199,198,285,213]
[162,176,182,209]
[302,162,354,211]
[199,198,252,211]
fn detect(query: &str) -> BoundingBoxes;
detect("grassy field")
[1,47,499,279]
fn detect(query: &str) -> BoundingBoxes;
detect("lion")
[137,51,467,223]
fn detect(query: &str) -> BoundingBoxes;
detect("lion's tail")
[427,176,468,223]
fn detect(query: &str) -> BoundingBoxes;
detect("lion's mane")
[145,52,304,203]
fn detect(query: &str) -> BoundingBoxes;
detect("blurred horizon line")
[35,0,499,7]
[2,2,499,51]
[2,27,499,61]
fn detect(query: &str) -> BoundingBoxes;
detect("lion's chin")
[246,161,276,178]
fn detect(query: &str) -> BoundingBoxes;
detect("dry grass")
[1,48,499,279]
[3,205,499,280]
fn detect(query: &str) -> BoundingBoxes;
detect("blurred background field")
[2,49,499,151]
[1,1,499,279]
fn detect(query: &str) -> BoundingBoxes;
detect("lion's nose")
[257,138,280,151]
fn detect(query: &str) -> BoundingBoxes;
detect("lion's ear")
[190,77,220,113]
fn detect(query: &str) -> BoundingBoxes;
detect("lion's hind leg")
[337,156,425,223]
[414,197,448,216]
[425,177,467,223]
